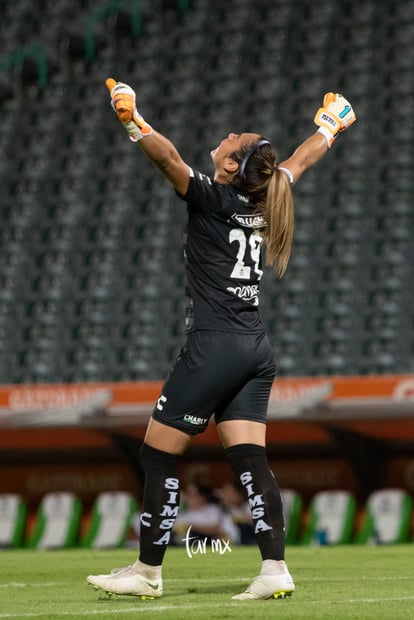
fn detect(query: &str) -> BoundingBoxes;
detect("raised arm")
[106,79,190,196]
[280,92,356,185]
[137,130,191,196]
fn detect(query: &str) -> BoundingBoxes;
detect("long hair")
[231,138,294,277]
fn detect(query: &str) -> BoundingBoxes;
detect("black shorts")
[152,330,276,435]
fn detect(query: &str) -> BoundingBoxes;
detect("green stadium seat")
[356,489,413,544]
[280,489,302,545]
[82,491,137,549]
[301,490,357,545]
[0,494,27,548]
[28,492,82,549]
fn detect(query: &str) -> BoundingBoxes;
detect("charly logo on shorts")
[183,414,208,426]
[156,394,167,410]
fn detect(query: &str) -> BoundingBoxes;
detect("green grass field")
[2,545,414,620]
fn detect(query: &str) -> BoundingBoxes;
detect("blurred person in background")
[218,478,255,545]
[173,480,227,544]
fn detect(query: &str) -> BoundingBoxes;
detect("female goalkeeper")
[87,82,355,601]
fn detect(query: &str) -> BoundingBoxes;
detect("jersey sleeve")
[177,168,235,215]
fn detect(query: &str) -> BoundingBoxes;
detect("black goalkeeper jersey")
[178,168,267,334]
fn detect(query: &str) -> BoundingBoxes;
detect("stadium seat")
[356,489,413,544]
[27,492,82,549]
[0,494,27,548]
[280,489,302,545]
[301,490,357,545]
[81,491,137,549]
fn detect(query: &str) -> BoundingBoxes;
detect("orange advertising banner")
[1,374,414,414]
[0,381,161,412]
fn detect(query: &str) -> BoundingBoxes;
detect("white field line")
[1,575,413,589]
[0,582,61,588]
[2,597,414,618]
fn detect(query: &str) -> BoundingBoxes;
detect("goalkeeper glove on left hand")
[106,78,153,142]
[314,93,356,147]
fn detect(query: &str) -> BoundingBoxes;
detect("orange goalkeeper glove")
[105,78,153,142]
[314,93,356,147]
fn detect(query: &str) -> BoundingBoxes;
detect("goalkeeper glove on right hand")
[106,78,153,142]
[314,93,356,147]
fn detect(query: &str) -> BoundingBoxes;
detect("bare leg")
[144,417,193,454]
[217,419,266,448]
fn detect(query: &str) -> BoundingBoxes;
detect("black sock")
[138,443,181,566]
[225,443,285,561]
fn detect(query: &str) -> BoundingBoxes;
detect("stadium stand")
[0,0,413,385]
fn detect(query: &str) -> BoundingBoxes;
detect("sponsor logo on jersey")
[237,193,249,203]
[183,414,208,426]
[227,284,259,306]
[230,213,266,229]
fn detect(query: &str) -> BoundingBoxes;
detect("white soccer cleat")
[87,565,162,599]
[232,571,295,600]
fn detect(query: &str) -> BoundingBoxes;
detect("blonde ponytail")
[230,138,294,277]
[262,168,294,277]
